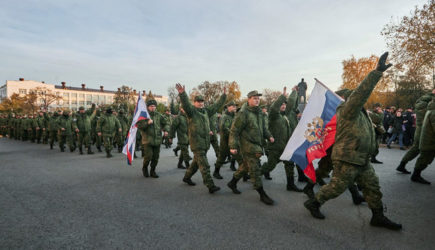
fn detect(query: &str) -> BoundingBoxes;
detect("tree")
[190,81,242,105]
[381,0,435,82]
[262,89,281,106]
[340,55,392,107]
[31,87,62,111]
[114,85,136,105]
[0,93,25,113]
[23,91,38,113]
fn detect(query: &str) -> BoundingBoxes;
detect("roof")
[54,85,116,94]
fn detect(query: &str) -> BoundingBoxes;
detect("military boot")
[184,161,190,169]
[297,170,308,182]
[177,158,186,169]
[230,160,237,171]
[348,184,365,205]
[227,177,241,194]
[50,143,53,150]
[371,156,383,164]
[141,149,145,158]
[118,146,122,153]
[79,147,83,155]
[264,172,272,180]
[208,185,221,194]
[396,162,411,174]
[287,176,303,192]
[243,174,250,182]
[150,165,159,178]
[256,187,274,205]
[142,162,149,178]
[106,151,113,158]
[213,165,223,179]
[173,148,178,157]
[60,146,65,152]
[303,182,315,199]
[411,169,431,184]
[370,208,402,230]
[183,177,196,186]
[97,146,102,152]
[317,177,326,186]
[304,199,325,219]
[87,147,94,155]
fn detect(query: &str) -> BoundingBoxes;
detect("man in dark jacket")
[303,52,402,230]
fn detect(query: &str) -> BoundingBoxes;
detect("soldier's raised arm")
[207,88,227,116]
[342,52,392,120]
[176,84,194,118]
[285,87,298,115]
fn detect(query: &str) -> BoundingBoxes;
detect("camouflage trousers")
[35,128,43,143]
[414,150,435,172]
[143,144,161,169]
[102,135,114,152]
[215,139,230,168]
[49,130,57,146]
[210,134,219,158]
[316,148,334,180]
[178,144,191,162]
[401,126,421,164]
[261,150,295,178]
[78,131,91,148]
[184,150,215,188]
[92,132,102,148]
[315,161,383,209]
[59,134,74,151]
[234,152,263,189]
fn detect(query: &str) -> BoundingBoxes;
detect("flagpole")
[314,78,345,101]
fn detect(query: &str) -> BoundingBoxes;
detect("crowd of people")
[1,52,434,232]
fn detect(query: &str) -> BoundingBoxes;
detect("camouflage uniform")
[163,112,173,148]
[169,111,191,168]
[45,112,59,149]
[215,106,241,172]
[57,112,77,152]
[180,92,226,190]
[97,109,121,157]
[314,70,384,210]
[137,102,169,178]
[91,111,102,152]
[75,105,96,154]
[368,107,385,162]
[209,113,220,158]
[411,98,435,184]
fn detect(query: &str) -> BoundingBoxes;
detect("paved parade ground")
[1,139,434,249]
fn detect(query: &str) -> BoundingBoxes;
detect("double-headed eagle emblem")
[304,116,327,144]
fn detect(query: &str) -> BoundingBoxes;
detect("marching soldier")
[75,104,96,155]
[97,107,122,158]
[169,107,191,169]
[176,83,227,194]
[57,110,76,152]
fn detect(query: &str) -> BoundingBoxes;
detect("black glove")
[376,52,392,72]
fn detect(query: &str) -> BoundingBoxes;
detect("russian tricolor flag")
[122,94,149,165]
[280,79,344,182]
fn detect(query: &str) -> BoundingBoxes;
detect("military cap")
[146,99,157,106]
[225,101,237,107]
[247,90,262,98]
[373,103,381,108]
[79,106,85,110]
[194,95,205,102]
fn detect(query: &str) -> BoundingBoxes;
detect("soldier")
[176,83,227,194]
[303,52,402,230]
[397,89,435,173]
[97,107,122,158]
[302,89,365,206]
[75,105,96,155]
[368,103,385,164]
[214,101,239,178]
[45,111,60,149]
[163,109,173,148]
[227,90,275,205]
[136,99,169,178]
[209,113,220,158]
[57,110,76,152]
[91,109,103,152]
[169,107,191,169]
[117,109,129,153]
[261,86,303,192]
[411,97,435,184]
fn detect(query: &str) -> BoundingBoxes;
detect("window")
[71,100,77,105]
[71,93,77,99]
[79,94,85,99]
[19,89,27,95]
[79,101,85,105]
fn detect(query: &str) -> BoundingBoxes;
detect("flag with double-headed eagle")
[280,79,344,182]
[122,94,149,165]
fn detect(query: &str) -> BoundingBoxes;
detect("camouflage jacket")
[415,93,434,127]
[97,113,121,136]
[219,110,235,140]
[368,110,385,134]
[57,115,76,135]
[179,91,226,152]
[229,103,272,155]
[331,70,382,166]
[117,114,129,137]
[75,107,96,133]
[137,111,169,146]
[169,112,189,145]
[419,99,435,151]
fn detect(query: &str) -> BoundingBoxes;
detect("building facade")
[0,78,168,111]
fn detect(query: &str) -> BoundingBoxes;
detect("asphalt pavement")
[1,138,434,249]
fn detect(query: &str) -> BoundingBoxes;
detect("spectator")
[387,111,405,150]
[403,107,414,146]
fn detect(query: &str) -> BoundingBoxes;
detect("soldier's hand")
[168,138,172,143]
[36,127,40,130]
[376,52,392,72]
[148,119,153,125]
[42,128,45,131]
[269,137,275,143]
[61,128,65,131]
[97,132,102,136]
[209,131,213,135]
[175,83,185,94]
[230,149,238,155]
[75,128,79,132]
[164,131,168,137]
[283,87,287,96]
[118,128,122,132]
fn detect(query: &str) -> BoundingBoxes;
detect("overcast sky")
[0,0,427,96]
